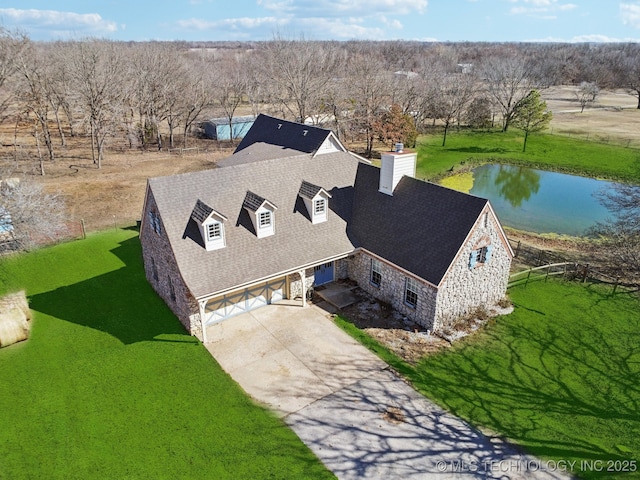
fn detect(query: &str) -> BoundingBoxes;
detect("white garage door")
[203,278,286,326]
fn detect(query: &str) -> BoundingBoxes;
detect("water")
[467,164,639,236]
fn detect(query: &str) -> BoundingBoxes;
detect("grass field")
[417,129,640,183]
[0,230,333,480]
[336,280,640,479]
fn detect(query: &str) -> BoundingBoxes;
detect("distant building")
[202,115,256,141]
[457,63,474,74]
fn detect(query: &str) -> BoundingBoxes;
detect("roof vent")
[277,123,282,129]
[394,142,404,153]
[303,130,308,136]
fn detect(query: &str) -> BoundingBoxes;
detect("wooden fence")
[508,261,625,293]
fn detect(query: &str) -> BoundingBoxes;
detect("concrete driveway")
[205,303,569,480]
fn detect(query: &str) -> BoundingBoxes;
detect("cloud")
[0,8,118,38]
[508,0,577,16]
[258,0,427,17]
[621,2,640,28]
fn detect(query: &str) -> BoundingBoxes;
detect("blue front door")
[314,262,334,286]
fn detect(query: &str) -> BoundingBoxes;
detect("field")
[337,280,640,479]
[0,85,638,234]
[0,230,333,480]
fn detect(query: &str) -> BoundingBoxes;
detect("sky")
[1,1,640,43]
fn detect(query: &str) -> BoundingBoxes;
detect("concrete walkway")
[205,304,569,480]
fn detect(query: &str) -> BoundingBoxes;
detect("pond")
[460,164,639,236]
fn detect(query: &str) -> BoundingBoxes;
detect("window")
[207,222,221,241]
[469,245,493,269]
[148,210,161,234]
[258,211,271,228]
[314,198,326,215]
[370,259,382,287]
[404,277,418,308]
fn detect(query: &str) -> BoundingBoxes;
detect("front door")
[314,262,334,286]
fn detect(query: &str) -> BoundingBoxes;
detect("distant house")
[202,115,256,141]
[141,114,513,342]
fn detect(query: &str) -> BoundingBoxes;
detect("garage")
[203,277,286,325]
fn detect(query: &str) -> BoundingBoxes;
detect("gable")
[349,163,489,286]
[234,114,334,155]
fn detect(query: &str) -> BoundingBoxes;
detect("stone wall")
[140,189,202,339]
[348,252,438,330]
[434,209,512,331]
[288,267,315,300]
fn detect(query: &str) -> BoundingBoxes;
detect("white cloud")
[621,2,640,28]
[258,0,427,17]
[0,8,118,36]
[177,16,288,31]
[508,0,577,16]
[530,33,640,42]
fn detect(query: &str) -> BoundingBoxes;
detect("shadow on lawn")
[28,236,192,345]
[411,297,640,476]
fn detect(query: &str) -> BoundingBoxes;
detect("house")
[202,115,256,141]
[141,114,513,342]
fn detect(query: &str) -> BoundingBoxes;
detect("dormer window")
[207,222,222,241]
[190,199,227,251]
[299,180,331,225]
[314,198,326,216]
[243,191,277,238]
[259,211,271,229]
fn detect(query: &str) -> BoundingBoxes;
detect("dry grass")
[0,87,637,234]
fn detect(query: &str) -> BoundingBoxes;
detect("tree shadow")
[408,299,639,475]
[446,146,510,154]
[28,236,193,345]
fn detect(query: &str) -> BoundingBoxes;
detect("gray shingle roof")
[348,163,489,285]
[148,151,359,298]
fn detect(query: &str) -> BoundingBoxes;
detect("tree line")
[2,28,640,173]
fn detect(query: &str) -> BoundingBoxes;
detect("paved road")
[205,303,570,479]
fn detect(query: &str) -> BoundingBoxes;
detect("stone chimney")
[378,143,417,196]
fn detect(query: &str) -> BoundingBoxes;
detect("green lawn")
[336,280,640,479]
[0,230,334,480]
[417,129,640,183]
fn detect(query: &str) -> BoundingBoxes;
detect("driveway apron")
[205,304,569,480]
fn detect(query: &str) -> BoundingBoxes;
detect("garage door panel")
[204,277,286,326]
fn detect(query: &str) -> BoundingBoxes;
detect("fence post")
[526,268,532,286]
[80,219,86,239]
[583,264,589,283]
[613,277,620,295]
[515,240,521,257]
[545,263,551,282]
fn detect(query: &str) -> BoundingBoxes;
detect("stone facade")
[347,252,438,330]
[434,209,511,330]
[288,258,349,300]
[347,208,511,332]
[140,189,202,338]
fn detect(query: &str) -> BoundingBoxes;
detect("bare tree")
[68,40,125,168]
[574,81,599,113]
[14,41,56,168]
[0,176,66,252]
[256,37,340,122]
[346,52,392,157]
[481,55,540,132]
[0,27,29,123]
[434,73,475,146]
[211,56,247,145]
[590,184,640,283]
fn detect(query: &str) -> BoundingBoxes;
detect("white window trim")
[314,198,326,215]
[207,222,221,241]
[404,277,418,308]
[370,258,382,287]
[258,211,271,229]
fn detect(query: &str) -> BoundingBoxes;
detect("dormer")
[298,181,332,224]
[243,191,277,238]
[378,143,417,196]
[190,199,227,251]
